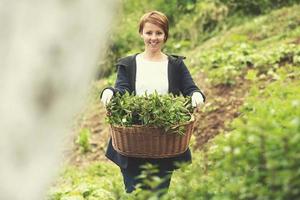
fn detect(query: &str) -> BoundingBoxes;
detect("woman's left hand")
[192,92,204,107]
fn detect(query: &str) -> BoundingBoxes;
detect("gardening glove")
[192,92,204,107]
[101,89,114,106]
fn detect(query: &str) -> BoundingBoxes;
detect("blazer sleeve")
[114,65,132,95]
[100,65,131,99]
[179,60,206,101]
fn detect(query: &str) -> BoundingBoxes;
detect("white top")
[135,54,169,96]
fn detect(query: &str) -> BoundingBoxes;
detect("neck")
[142,50,166,61]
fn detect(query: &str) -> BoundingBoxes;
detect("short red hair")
[138,11,169,42]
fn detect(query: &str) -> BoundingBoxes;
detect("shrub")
[219,0,300,15]
[76,128,91,153]
[166,75,300,199]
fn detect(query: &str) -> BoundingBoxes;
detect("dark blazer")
[101,53,205,170]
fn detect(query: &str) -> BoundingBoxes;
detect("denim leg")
[154,169,173,197]
[120,166,173,194]
[120,168,139,193]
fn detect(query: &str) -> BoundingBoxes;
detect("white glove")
[101,89,114,106]
[192,92,204,107]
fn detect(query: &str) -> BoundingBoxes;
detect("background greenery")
[99,0,300,77]
[48,1,300,199]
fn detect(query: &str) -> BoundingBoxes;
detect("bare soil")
[193,73,250,150]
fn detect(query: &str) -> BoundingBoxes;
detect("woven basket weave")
[110,116,195,158]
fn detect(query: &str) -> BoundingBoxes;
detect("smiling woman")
[100,10,206,195]
[139,11,168,58]
[141,22,166,54]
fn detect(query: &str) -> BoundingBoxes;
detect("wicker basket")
[110,116,195,158]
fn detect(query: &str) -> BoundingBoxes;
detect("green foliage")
[187,5,300,85]
[76,128,91,153]
[121,164,172,199]
[219,0,300,15]
[47,162,124,200]
[99,0,300,78]
[171,1,228,49]
[106,92,193,135]
[196,41,300,85]
[165,71,300,200]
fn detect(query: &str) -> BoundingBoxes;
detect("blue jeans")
[120,165,173,194]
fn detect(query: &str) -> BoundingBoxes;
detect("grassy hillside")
[48,2,300,200]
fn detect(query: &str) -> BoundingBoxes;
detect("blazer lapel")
[130,55,137,93]
[167,55,176,94]
[117,53,138,93]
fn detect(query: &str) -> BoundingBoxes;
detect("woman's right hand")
[191,92,204,107]
[101,89,114,106]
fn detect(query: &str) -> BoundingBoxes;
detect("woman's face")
[140,22,166,53]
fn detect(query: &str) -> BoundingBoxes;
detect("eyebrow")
[145,30,163,32]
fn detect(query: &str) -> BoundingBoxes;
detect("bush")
[219,0,300,15]
[171,1,228,48]
[76,128,91,153]
[165,74,300,199]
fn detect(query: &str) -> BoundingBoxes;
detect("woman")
[100,11,205,194]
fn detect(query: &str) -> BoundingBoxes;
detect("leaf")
[106,93,192,135]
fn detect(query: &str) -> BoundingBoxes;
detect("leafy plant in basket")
[106,91,194,135]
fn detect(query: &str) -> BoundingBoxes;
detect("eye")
[157,32,163,35]
[146,31,152,35]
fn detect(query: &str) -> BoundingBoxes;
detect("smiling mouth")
[149,42,159,47]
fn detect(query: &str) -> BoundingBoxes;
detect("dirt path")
[193,73,250,150]
[64,105,110,167]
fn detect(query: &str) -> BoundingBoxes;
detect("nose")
[150,33,157,40]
